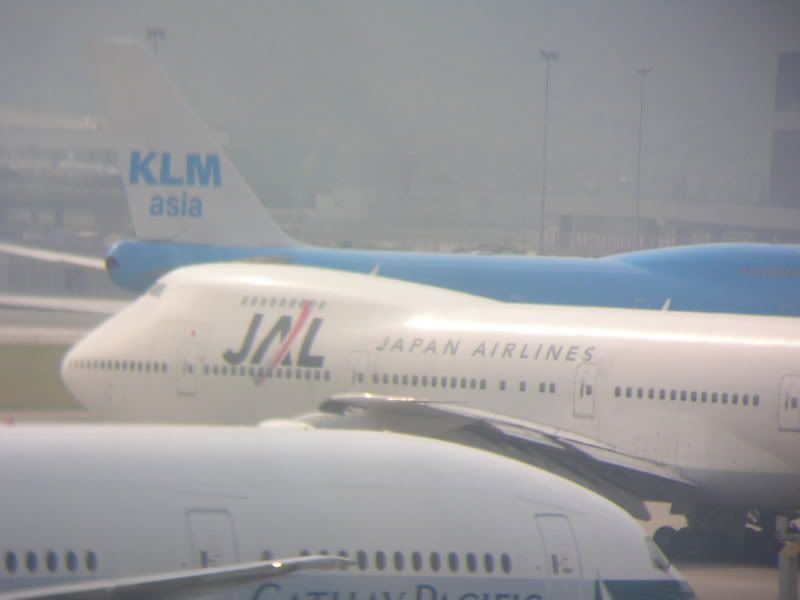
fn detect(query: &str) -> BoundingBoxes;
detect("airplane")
[60,262,800,562]
[0,423,694,599]
[10,37,793,316]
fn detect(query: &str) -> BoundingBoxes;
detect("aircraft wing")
[296,393,699,520]
[0,242,105,271]
[0,555,351,600]
[0,293,125,315]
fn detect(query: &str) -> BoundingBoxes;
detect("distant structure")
[769,52,800,209]
[538,49,559,254]
[634,67,652,250]
[146,27,166,56]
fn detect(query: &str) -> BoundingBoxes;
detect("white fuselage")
[0,424,690,599]
[61,263,800,508]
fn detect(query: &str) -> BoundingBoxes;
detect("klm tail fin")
[95,38,295,246]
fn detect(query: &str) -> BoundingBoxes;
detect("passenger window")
[430,552,441,572]
[85,551,98,572]
[743,394,749,405]
[382,374,389,385]
[659,389,666,400]
[648,388,654,399]
[422,376,429,386]
[26,551,37,573]
[680,390,686,401]
[466,553,477,573]
[261,550,273,561]
[392,374,399,385]
[5,551,17,574]
[626,387,632,398]
[393,551,404,571]
[66,551,78,572]
[460,378,467,389]
[357,551,367,571]
[46,551,58,572]
[448,552,459,572]
[519,381,527,392]
[499,380,506,391]
[712,392,718,403]
[732,393,739,405]
[470,378,476,390]
[484,553,494,574]
[637,388,643,399]
[753,395,760,406]
[372,374,379,384]
[480,379,486,390]
[501,553,512,574]
[375,551,386,571]
[690,391,697,402]
[412,552,423,571]
[412,375,419,386]
[549,383,556,394]
[670,390,676,401]
[722,393,728,404]
[431,376,438,387]
[701,392,707,403]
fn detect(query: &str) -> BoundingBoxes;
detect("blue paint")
[129,151,221,187]
[105,241,800,317]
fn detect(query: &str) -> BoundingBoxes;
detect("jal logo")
[129,151,221,187]
[224,301,324,369]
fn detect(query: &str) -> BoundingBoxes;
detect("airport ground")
[0,308,796,599]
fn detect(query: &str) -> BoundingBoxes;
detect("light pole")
[539,49,558,254]
[635,67,651,250]
[146,27,166,55]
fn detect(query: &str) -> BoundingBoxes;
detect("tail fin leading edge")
[95,38,294,247]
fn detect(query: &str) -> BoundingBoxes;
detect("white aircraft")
[60,262,800,561]
[0,423,692,599]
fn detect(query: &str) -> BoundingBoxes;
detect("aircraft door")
[779,375,800,431]
[186,510,239,568]
[536,514,582,580]
[348,350,369,388]
[573,363,598,418]
[178,342,199,396]
[156,321,205,397]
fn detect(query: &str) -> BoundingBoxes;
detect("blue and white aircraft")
[9,38,797,317]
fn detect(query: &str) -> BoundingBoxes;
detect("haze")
[1,0,798,231]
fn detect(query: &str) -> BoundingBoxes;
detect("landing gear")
[655,507,783,563]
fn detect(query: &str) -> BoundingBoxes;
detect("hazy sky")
[1,1,798,209]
